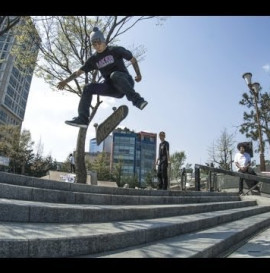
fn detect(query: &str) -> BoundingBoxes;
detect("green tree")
[12,16,166,183]
[111,160,123,187]
[61,155,73,173]
[29,151,55,177]
[207,128,235,170]
[0,125,14,156]
[0,125,34,174]
[170,151,186,181]
[144,168,158,188]
[185,163,193,173]
[121,175,139,188]
[24,138,57,177]
[239,90,270,156]
[91,152,111,181]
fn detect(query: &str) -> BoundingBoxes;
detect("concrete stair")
[0,172,270,257]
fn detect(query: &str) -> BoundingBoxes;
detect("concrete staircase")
[0,172,270,258]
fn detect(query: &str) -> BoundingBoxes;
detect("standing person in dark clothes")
[69,153,76,173]
[156,131,170,190]
[57,27,148,128]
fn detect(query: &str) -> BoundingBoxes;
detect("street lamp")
[242,72,266,171]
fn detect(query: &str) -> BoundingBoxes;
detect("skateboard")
[94,105,128,145]
[241,182,262,196]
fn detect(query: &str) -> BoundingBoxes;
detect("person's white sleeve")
[234,153,239,165]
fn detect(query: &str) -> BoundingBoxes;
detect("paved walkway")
[228,227,270,258]
[228,195,270,258]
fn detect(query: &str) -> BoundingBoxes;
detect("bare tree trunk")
[75,128,87,183]
[75,100,102,184]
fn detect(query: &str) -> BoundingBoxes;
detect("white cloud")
[262,64,270,73]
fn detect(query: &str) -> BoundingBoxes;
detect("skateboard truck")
[93,123,98,134]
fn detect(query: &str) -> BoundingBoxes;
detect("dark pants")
[157,162,168,190]
[70,164,75,173]
[78,71,144,122]
[238,167,257,192]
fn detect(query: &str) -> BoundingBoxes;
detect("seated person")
[234,143,260,194]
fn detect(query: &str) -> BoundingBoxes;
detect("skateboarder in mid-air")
[57,27,148,128]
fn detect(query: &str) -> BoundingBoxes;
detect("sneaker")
[65,117,88,128]
[138,100,148,110]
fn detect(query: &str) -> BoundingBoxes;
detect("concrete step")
[1,205,270,257]
[0,182,241,205]
[227,226,270,258]
[0,172,238,197]
[0,198,257,223]
[84,211,270,258]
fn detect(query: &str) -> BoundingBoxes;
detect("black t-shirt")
[80,46,133,80]
[158,140,169,163]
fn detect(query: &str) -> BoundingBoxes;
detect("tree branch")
[0,16,21,36]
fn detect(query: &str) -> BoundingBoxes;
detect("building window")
[0,34,7,42]
[4,43,9,51]
[9,75,17,89]
[18,108,24,119]
[24,81,30,90]
[0,110,7,122]
[20,99,26,109]
[7,85,15,98]
[12,67,20,78]
[23,90,29,99]
[4,96,12,108]
[1,52,7,59]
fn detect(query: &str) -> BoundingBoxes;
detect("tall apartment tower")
[0,17,39,127]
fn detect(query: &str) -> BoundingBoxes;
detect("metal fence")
[194,164,270,194]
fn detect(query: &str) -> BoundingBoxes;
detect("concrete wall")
[217,174,270,194]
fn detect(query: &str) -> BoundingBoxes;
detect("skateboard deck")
[96,105,128,145]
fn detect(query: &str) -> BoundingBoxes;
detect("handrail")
[194,164,270,191]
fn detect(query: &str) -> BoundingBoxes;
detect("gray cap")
[90,27,106,43]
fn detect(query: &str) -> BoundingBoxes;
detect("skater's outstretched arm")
[130,57,142,82]
[57,69,85,90]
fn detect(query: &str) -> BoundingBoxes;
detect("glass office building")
[112,131,137,177]
[136,131,157,183]
[112,130,157,185]
[0,17,39,127]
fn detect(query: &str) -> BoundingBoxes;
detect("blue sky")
[22,16,270,168]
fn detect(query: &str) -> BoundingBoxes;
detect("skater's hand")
[135,75,142,82]
[57,81,67,90]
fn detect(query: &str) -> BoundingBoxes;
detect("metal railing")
[194,164,270,191]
